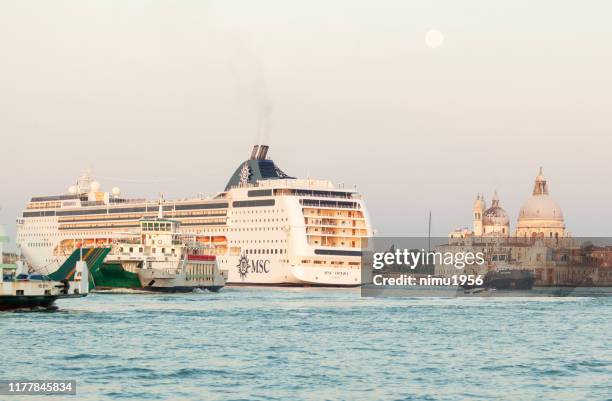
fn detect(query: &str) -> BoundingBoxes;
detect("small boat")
[463,287,496,296]
[482,269,535,290]
[0,260,90,311]
[462,268,535,290]
[110,207,228,293]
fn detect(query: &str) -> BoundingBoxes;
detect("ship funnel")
[250,145,260,160]
[225,144,292,190]
[250,145,269,160]
[257,145,269,160]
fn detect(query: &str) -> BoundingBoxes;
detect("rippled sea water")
[1,288,611,401]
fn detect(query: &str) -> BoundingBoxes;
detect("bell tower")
[473,193,485,236]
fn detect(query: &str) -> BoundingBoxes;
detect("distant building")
[516,168,565,238]
[449,168,567,239]
[0,224,8,263]
[441,169,612,286]
[0,224,18,266]
[2,253,18,265]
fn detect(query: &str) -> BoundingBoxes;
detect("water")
[1,288,611,401]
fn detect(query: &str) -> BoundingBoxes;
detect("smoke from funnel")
[257,100,272,144]
[227,40,273,144]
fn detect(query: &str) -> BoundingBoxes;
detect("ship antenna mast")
[158,193,164,219]
[428,210,432,253]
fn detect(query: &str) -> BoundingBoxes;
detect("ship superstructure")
[110,211,228,292]
[16,145,372,286]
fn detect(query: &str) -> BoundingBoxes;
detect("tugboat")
[110,204,228,292]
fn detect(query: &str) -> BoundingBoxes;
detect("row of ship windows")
[245,249,287,255]
[21,226,285,240]
[20,217,292,236]
[301,260,360,266]
[232,208,285,214]
[24,243,53,248]
[23,207,282,224]
[58,219,225,230]
[19,230,112,237]
[193,228,228,233]
[230,239,287,244]
[231,218,288,223]
[231,227,285,232]
[56,210,225,223]
[19,233,60,238]
[20,218,55,223]
[310,240,357,246]
[120,247,177,255]
[185,264,214,279]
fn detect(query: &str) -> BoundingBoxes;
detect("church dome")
[518,168,564,222]
[483,191,509,226]
[519,195,564,221]
[483,206,509,226]
[516,168,565,238]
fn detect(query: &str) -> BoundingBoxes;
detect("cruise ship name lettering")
[250,259,270,274]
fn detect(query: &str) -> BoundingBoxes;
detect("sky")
[1,0,611,246]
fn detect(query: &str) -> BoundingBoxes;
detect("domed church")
[449,168,567,239]
[516,168,565,238]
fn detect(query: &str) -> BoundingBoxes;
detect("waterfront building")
[441,169,612,286]
[449,168,566,239]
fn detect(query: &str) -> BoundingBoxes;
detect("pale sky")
[1,0,611,245]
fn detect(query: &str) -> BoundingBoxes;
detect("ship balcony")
[307,236,366,248]
[299,199,361,211]
[306,227,369,237]
[302,209,365,219]
[300,205,361,212]
[304,219,367,228]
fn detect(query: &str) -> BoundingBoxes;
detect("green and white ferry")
[109,205,228,292]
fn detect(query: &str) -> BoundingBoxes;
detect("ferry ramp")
[48,247,111,290]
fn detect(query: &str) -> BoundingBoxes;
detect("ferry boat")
[481,269,535,290]
[0,259,90,311]
[16,145,372,286]
[461,268,535,290]
[111,212,228,292]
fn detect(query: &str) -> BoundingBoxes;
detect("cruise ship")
[16,145,372,286]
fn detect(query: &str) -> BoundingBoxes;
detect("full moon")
[425,30,444,49]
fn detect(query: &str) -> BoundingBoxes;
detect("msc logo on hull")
[236,254,270,280]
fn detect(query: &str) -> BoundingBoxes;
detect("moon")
[425,30,444,49]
